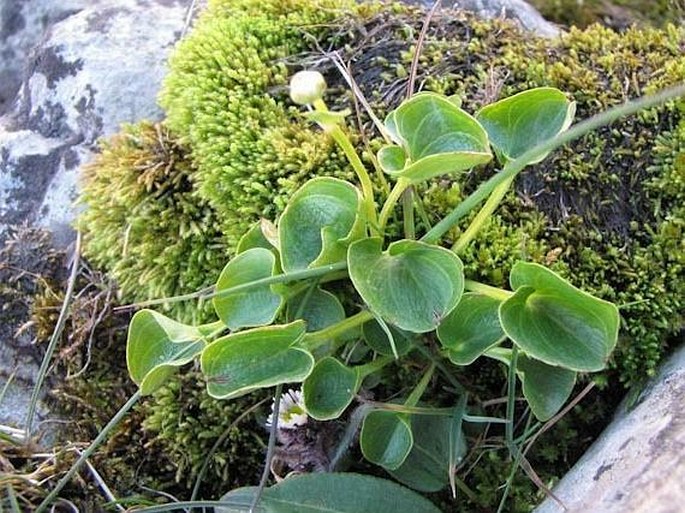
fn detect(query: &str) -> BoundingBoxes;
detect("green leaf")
[360,410,413,470]
[349,238,464,333]
[388,411,467,492]
[437,293,505,365]
[236,221,273,254]
[302,357,359,420]
[278,177,363,273]
[213,248,284,331]
[287,288,345,332]
[379,92,491,183]
[499,262,620,372]
[126,310,204,395]
[201,321,313,400]
[517,354,576,421]
[476,87,575,164]
[377,145,407,173]
[218,473,443,513]
[362,319,413,357]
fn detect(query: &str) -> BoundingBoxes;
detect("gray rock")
[404,0,561,38]
[0,0,97,116]
[0,0,187,445]
[535,342,685,513]
[0,0,188,248]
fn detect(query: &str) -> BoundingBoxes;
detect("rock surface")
[0,0,188,248]
[403,0,561,37]
[0,0,187,442]
[535,342,685,513]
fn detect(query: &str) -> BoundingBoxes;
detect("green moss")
[159,0,369,250]
[78,122,227,322]
[141,372,269,496]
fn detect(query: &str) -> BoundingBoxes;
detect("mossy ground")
[67,0,685,510]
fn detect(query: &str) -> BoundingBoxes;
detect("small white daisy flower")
[265,388,308,429]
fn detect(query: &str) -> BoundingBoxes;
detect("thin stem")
[302,310,374,349]
[26,231,82,442]
[464,280,514,301]
[116,262,349,310]
[35,391,142,513]
[505,346,519,448]
[379,178,411,232]
[203,263,347,301]
[357,355,394,379]
[452,176,514,253]
[402,187,416,239]
[412,343,466,394]
[313,99,378,234]
[405,364,435,407]
[250,385,282,513]
[328,404,373,471]
[423,83,685,244]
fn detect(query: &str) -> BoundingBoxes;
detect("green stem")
[357,355,394,379]
[313,99,378,234]
[464,280,514,301]
[197,320,225,338]
[206,262,348,301]
[379,178,411,232]
[36,391,142,513]
[452,176,514,253]
[250,385,282,513]
[123,262,349,309]
[412,343,466,394]
[422,83,685,245]
[302,310,374,349]
[26,231,81,442]
[402,187,416,239]
[405,364,435,408]
[505,346,519,447]
[329,404,374,471]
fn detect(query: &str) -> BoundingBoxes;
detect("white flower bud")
[289,70,326,105]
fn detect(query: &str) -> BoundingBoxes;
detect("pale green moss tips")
[78,122,227,322]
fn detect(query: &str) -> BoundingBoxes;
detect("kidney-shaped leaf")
[218,473,442,513]
[213,248,284,331]
[500,262,620,372]
[437,293,505,365]
[287,288,345,332]
[388,410,467,492]
[360,410,413,470]
[517,354,576,421]
[302,357,359,420]
[278,177,362,273]
[476,88,575,164]
[201,321,313,400]
[349,238,464,333]
[379,92,491,183]
[362,319,413,357]
[126,310,204,395]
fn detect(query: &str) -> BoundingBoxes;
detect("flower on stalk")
[265,388,308,429]
[289,71,326,105]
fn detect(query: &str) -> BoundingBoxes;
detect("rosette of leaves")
[124,85,623,505]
